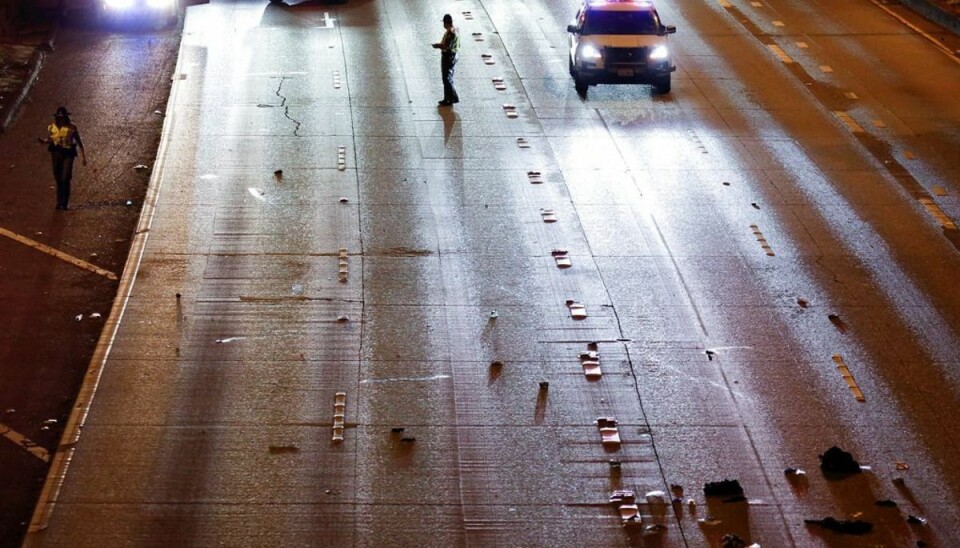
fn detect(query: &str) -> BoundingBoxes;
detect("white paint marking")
[0,422,50,462]
[0,227,118,281]
[360,375,452,384]
[767,44,794,63]
[322,12,335,28]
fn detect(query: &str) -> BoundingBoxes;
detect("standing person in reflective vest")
[38,106,86,211]
[432,13,460,106]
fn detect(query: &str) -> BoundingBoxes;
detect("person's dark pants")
[441,52,459,103]
[50,148,75,209]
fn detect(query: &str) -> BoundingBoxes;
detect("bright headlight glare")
[147,0,175,7]
[104,0,135,9]
[580,44,602,60]
[649,45,669,60]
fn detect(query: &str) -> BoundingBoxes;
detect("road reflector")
[540,208,557,223]
[566,299,587,319]
[527,171,543,184]
[517,137,530,149]
[482,53,495,65]
[503,104,518,118]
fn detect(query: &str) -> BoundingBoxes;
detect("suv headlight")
[146,0,176,7]
[104,0,135,8]
[649,45,669,61]
[579,44,602,60]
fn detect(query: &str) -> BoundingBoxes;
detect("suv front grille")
[605,47,649,67]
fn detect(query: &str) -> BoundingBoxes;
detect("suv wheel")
[654,75,671,94]
[574,78,589,97]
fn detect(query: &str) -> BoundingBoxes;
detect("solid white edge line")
[24,17,194,538]
[868,0,960,64]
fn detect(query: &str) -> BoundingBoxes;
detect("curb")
[901,0,960,36]
[0,13,60,134]
[0,47,46,133]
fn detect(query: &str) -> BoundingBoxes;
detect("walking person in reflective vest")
[433,13,460,106]
[38,106,87,210]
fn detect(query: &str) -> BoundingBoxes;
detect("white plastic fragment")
[567,300,587,319]
[540,208,557,223]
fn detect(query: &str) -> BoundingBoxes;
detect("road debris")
[703,479,744,499]
[828,314,848,333]
[596,417,621,446]
[819,445,862,476]
[875,499,898,507]
[804,517,873,535]
[609,490,641,526]
[907,515,928,526]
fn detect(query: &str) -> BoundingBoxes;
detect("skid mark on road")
[0,227,118,281]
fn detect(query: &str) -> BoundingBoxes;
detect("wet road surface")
[20,0,960,546]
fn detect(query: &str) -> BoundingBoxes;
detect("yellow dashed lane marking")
[820,65,833,73]
[0,227,117,281]
[919,198,957,229]
[0,422,50,462]
[772,20,785,27]
[833,111,865,133]
[767,44,794,63]
[796,41,808,49]
[718,0,732,8]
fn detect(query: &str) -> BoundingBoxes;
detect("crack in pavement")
[274,77,301,137]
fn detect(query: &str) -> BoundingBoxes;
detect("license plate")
[617,69,635,77]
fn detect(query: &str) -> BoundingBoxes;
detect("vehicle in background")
[567,0,677,97]
[36,0,209,28]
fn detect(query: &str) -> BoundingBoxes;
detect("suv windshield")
[583,11,660,35]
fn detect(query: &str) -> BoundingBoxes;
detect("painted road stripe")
[772,20,785,27]
[833,111,865,133]
[767,44,794,63]
[844,91,859,100]
[919,198,958,229]
[0,227,118,281]
[750,224,776,256]
[0,422,50,462]
[820,65,833,73]
[718,0,732,8]
[832,355,866,402]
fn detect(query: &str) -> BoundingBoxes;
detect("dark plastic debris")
[721,534,748,548]
[907,515,928,526]
[875,499,898,507]
[608,459,621,469]
[703,479,744,498]
[539,381,549,390]
[400,436,416,443]
[819,446,861,476]
[391,427,405,433]
[804,517,873,535]
[828,314,848,333]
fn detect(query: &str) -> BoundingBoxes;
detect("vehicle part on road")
[609,490,641,526]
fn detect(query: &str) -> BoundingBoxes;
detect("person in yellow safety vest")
[37,106,86,211]
[432,13,460,106]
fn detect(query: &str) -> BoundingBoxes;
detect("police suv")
[567,0,677,96]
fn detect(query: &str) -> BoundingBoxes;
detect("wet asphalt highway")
[18,0,960,546]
